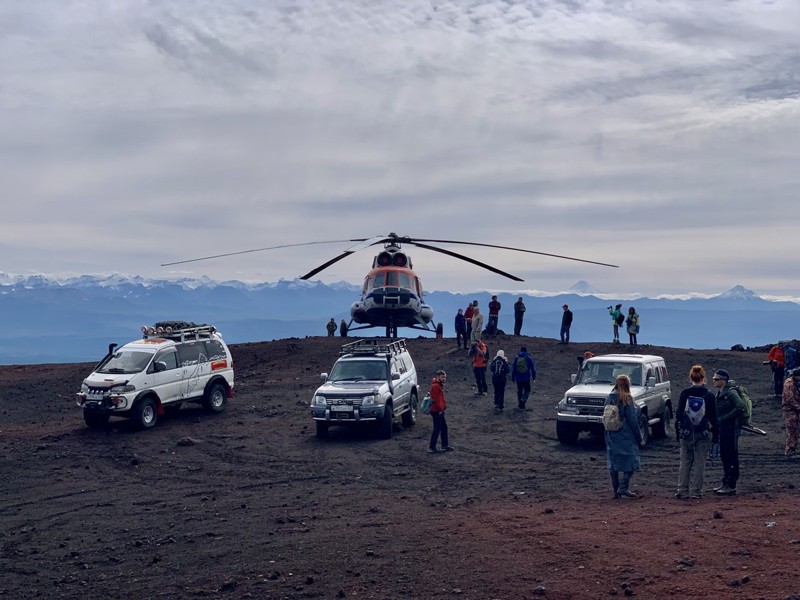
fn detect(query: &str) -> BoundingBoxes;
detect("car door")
[390,357,409,414]
[147,348,182,404]
[177,341,210,400]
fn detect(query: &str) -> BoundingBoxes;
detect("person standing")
[767,341,786,397]
[489,349,510,413]
[464,302,476,344]
[470,306,484,345]
[487,295,501,335]
[784,341,798,373]
[608,304,623,343]
[513,297,526,336]
[782,368,800,458]
[470,339,488,396]
[511,346,536,410]
[626,307,640,349]
[674,365,718,499]
[711,369,746,495]
[560,304,573,344]
[428,370,454,453]
[339,319,348,337]
[604,375,643,498]
[326,318,337,337]
[454,308,467,349]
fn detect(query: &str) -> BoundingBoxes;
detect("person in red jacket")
[428,370,454,453]
[767,341,786,397]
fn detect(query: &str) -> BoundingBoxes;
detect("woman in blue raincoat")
[605,375,643,498]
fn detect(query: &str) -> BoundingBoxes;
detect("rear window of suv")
[177,341,210,367]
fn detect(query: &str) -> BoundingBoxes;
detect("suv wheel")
[203,382,227,414]
[315,422,329,438]
[377,404,393,439]
[651,412,669,439]
[84,410,109,429]
[638,414,650,447]
[133,397,158,430]
[556,420,580,444]
[401,392,417,428]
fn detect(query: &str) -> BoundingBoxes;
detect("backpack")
[732,384,752,426]
[615,313,625,326]
[419,394,432,415]
[681,395,708,436]
[603,403,624,432]
[490,357,509,378]
[515,355,529,375]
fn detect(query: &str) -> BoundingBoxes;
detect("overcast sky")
[2,1,799,297]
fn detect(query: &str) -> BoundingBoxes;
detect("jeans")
[560,325,570,343]
[719,423,740,489]
[516,380,531,408]
[487,316,498,334]
[514,316,523,336]
[774,366,785,396]
[429,411,448,450]
[677,434,710,495]
[473,367,487,393]
[492,377,506,409]
[456,330,466,349]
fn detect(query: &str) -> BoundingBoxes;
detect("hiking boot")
[674,492,689,500]
[690,493,702,499]
[716,486,736,496]
[428,447,441,454]
[618,490,637,498]
[444,446,455,452]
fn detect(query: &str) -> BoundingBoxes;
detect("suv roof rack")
[339,338,407,357]
[141,324,218,342]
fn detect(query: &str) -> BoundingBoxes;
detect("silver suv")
[555,353,672,446]
[77,323,234,430]
[310,339,419,439]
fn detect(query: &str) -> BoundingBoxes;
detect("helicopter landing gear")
[385,319,398,339]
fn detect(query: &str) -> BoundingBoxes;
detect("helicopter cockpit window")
[397,273,411,289]
[385,272,399,287]
[372,273,386,288]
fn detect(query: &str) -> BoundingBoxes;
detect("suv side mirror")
[320,373,328,382]
[391,372,400,381]
[154,361,167,373]
[647,376,656,387]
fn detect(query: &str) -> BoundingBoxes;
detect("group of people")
[608,304,640,348]
[326,318,348,337]
[766,340,798,397]
[454,297,529,346]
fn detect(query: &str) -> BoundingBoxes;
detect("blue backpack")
[681,395,709,437]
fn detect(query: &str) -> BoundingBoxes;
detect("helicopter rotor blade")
[409,238,619,268]
[161,239,368,267]
[297,235,391,280]
[299,251,358,280]
[411,241,524,282]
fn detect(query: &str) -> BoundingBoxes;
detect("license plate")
[330,405,352,412]
[86,394,105,401]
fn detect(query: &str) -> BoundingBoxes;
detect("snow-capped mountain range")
[1,273,798,364]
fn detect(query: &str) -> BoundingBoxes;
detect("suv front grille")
[325,397,363,407]
[579,397,606,406]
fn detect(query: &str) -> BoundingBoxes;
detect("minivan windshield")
[576,361,643,386]
[329,360,387,382]
[97,350,154,374]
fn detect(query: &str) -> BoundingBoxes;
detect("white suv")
[76,323,234,429]
[556,353,672,446]
[310,339,419,439]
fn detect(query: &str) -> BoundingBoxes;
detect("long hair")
[689,365,706,385]
[614,374,632,406]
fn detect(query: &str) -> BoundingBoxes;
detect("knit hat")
[714,369,730,381]
[496,350,505,358]
[583,351,594,359]
[520,346,527,353]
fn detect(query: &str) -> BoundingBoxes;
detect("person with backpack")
[711,369,746,495]
[489,349,510,413]
[674,365,718,499]
[513,297,526,336]
[469,339,489,396]
[625,307,640,349]
[608,304,623,343]
[604,374,643,498]
[767,341,786,397]
[511,346,536,410]
[784,341,798,373]
[781,368,800,458]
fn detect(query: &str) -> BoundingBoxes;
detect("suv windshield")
[328,360,387,382]
[577,361,643,386]
[97,350,154,374]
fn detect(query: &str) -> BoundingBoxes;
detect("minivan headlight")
[110,384,135,393]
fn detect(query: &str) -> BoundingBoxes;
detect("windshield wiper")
[102,368,126,374]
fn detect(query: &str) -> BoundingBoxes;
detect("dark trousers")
[774,366,785,396]
[487,316,498,334]
[456,330,466,349]
[473,367,487,393]
[516,380,531,408]
[492,377,506,409]
[429,411,448,449]
[514,316,523,336]
[719,424,740,488]
[560,325,570,343]
[466,321,472,342]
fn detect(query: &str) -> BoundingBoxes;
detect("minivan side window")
[177,342,209,367]
[204,339,227,361]
[150,349,178,372]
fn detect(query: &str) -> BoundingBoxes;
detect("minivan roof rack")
[339,338,407,357]
[141,323,218,342]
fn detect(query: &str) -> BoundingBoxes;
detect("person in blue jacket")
[510,346,536,410]
[604,374,643,498]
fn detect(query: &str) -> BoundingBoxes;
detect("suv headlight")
[81,382,89,393]
[312,395,326,406]
[110,384,135,394]
[362,394,381,405]
[565,396,579,405]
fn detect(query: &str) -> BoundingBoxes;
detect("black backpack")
[615,313,625,326]
[490,357,509,378]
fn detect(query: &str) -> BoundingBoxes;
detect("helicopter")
[162,233,618,338]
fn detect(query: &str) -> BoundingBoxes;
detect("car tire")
[132,397,158,430]
[652,411,669,439]
[556,420,580,444]
[203,382,227,414]
[401,392,417,428]
[638,414,650,447]
[83,410,109,429]
[377,404,393,439]
[315,421,329,438]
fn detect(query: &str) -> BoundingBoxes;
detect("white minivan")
[555,354,672,445]
[76,324,234,430]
